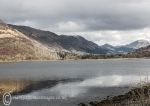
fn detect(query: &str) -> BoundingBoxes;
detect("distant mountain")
[101,44,134,54]
[114,46,134,54]
[58,35,108,54]
[125,40,150,49]
[1,19,150,61]
[8,24,108,54]
[126,45,150,58]
[101,44,115,51]
[101,44,116,54]
[0,21,60,61]
[101,40,150,54]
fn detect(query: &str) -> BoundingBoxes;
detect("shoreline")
[1,79,150,106]
[0,78,82,99]
[79,83,150,106]
[0,57,149,63]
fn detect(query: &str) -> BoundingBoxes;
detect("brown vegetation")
[0,27,61,62]
[79,84,150,106]
[0,80,31,102]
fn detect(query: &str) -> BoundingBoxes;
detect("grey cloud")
[1,0,150,31]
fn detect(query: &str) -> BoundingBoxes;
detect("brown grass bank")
[79,84,150,106]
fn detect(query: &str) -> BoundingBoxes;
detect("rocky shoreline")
[79,84,150,106]
[1,80,150,106]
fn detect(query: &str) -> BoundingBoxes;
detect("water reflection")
[19,74,149,99]
[1,59,150,106]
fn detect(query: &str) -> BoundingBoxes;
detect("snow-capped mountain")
[125,40,150,49]
[1,18,150,61]
[101,40,150,54]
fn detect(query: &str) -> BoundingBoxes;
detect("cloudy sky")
[1,0,150,45]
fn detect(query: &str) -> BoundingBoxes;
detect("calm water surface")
[0,59,150,106]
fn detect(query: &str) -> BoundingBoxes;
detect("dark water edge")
[0,79,82,106]
[79,84,150,106]
[13,78,82,95]
[1,59,150,106]
[1,86,131,106]
[0,79,131,106]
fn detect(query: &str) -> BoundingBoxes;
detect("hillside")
[102,40,150,54]
[125,40,150,49]
[0,22,60,62]
[102,44,134,54]
[10,24,150,55]
[0,19,150,61]
[126,45,150,58]
[8,24,108,54]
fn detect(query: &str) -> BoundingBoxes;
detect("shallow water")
[0,59,150,106]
